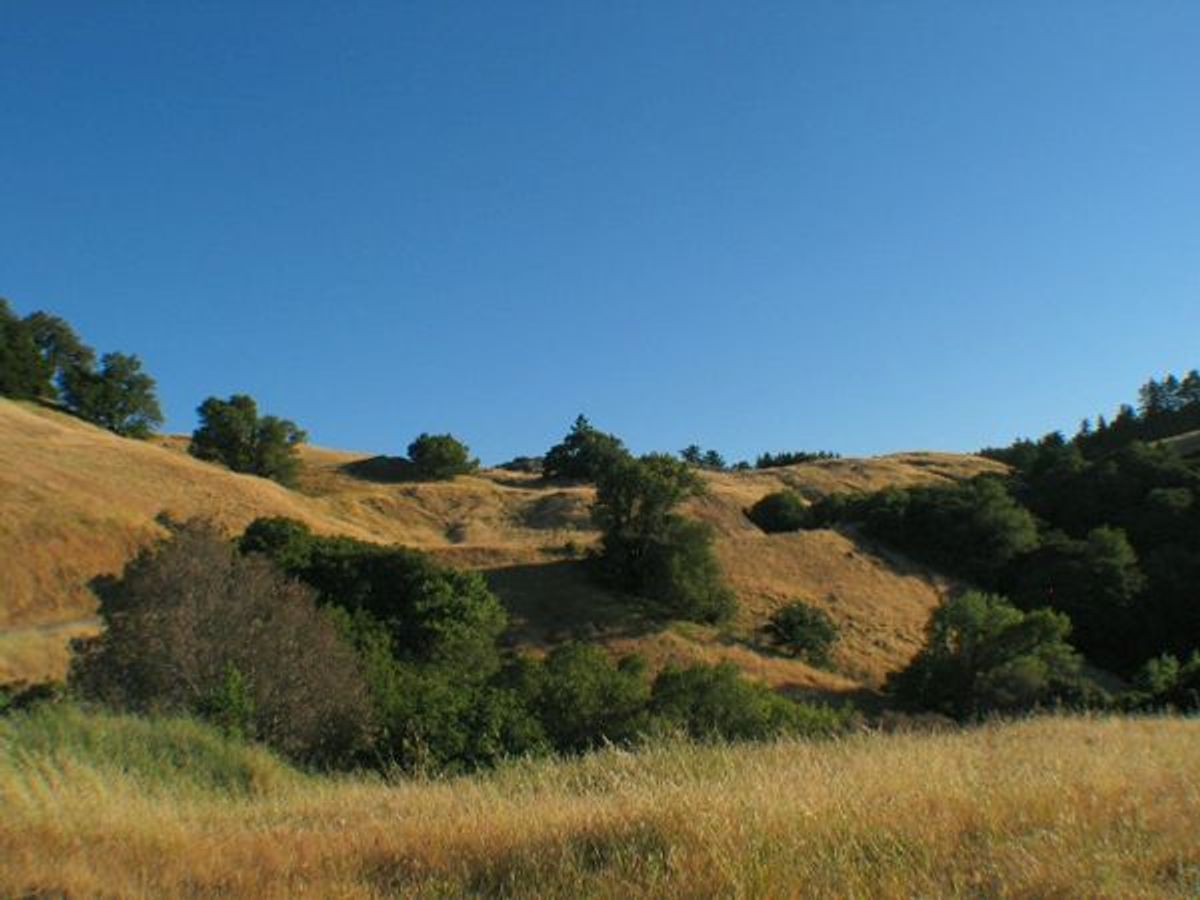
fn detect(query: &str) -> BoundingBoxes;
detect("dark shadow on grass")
[485,559,661,646]
[339,455,418,484]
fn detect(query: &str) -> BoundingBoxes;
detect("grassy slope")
[3,706,1198,898]
[0,398,1004,692]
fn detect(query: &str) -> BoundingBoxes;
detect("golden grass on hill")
[0,397,1003,691]
[3,710,1198,898]
[0,618,99,684]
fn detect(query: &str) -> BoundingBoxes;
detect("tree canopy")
[888,591,1087,718]
[543,415,628,481]
[406,432,478,480]
[593,452,735,623]
[60,352,163,438]
[189,394,307,486]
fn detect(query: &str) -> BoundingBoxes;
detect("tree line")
[747,368,1200,716]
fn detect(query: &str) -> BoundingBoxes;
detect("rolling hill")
[0,398,1005,692]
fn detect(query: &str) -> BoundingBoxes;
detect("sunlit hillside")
[0,398,1004,689]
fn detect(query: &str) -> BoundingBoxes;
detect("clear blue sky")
[4,2,1199,464]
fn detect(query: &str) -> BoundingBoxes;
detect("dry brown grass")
[1,397,1003,690]
[0,618,99,684]
[3,711,1198,898]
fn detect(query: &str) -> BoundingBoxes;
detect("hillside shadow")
[485,559,659,646]
[340,455,418,484]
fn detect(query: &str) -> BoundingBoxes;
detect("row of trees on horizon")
[3,298,842,481]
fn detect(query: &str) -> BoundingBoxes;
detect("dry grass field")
[0,397,1004,691]
[3,706,1198,898]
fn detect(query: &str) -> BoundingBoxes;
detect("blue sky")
[4,2,1199,464]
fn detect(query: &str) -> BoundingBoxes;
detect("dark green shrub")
[331,608,547,773]
[189,394,306,485]
[1128,651,1200,711]
[519,643,651,754]
[407,432,478,479]
[812,478,1039,587]
[765,602,839,665]
[888,591,1087,719]
[240,517,508,676]
[747,490,810,533]
[650,662,843,741]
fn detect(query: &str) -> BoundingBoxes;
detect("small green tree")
[60,352,163,438]
[406,432,478,480]
[543,415,628,480]
[765,602,839,666]
[189,394,307,485]
[888,591,1086,718]
[593,453,735,623]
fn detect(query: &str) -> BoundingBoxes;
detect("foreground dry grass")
[4,711,1198,898]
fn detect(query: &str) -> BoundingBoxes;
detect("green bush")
[1128,651,1200,711]
[407,432,478,479]
[241,517,508,676]
[765,602,839,666]
[332,608,547,773]
[516,644,651,754]
[747,490,810,533]
[650,662,847,741]
[888,591,1089,718]
[189,394,307,485]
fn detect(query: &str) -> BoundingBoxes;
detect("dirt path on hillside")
[0,616,101,639]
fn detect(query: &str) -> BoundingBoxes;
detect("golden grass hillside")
[0,398,1004,691]
[3,707,1198,898]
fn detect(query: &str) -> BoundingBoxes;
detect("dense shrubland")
[59,515,850,773]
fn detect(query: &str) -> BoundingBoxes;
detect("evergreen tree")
[543,414,628,480]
